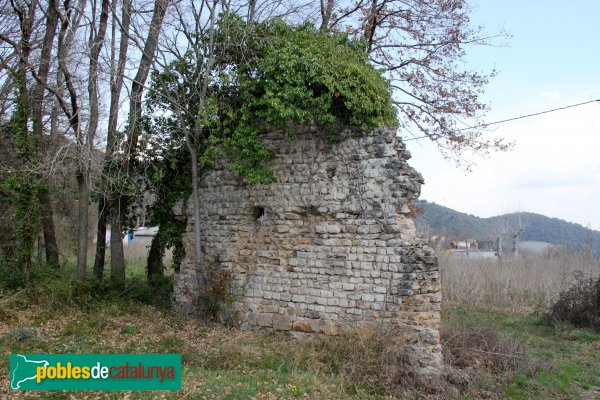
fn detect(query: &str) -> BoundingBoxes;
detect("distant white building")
[447,249,497,260]
[100,226,158,246]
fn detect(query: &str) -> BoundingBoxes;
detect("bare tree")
[149,0,224,293]
[0,0,89,274]
[71,0,110,278]
[317,0,511,166]
[32,0,60,270]
[29,0,109,278]
[109,0,170,283]
[93,0,132,280]
[497,212,530,259]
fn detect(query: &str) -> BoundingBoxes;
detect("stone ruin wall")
[174,126,442,375]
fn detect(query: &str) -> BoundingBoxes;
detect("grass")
[1,255,599,399]
[444,308,600,399]
[0,299,384,399]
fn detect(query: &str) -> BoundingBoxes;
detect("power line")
[458,98,600,131]
[404,98,600,140]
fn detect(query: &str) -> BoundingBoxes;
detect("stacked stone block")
[174,126,442,375]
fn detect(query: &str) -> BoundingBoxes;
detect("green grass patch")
[444,307,600,400]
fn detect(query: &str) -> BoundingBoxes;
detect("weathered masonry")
[174,126,442,375]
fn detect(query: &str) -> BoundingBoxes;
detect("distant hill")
[414,200,600,257]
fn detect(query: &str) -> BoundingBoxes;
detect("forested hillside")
[415,199,600,256]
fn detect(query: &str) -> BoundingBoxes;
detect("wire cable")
[404,98,600,141]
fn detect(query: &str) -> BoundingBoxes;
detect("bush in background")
[544,272,600,332]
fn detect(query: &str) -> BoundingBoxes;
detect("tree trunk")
[248,0,256,22]
[73,156,89,279]
[364,0,378,52]
[189,142,204,288]
[496,236,502,259]
[93,198,108,279]
[512,233,519,258]
[319,0,334,30]
[13,0,36,280]
[75,169,89,277]
[110,197,126,283]
[147,231,164,281]
[184,0,219,300]
[39,190,59,268]
[31,0,60,269]
[126,0,169,151]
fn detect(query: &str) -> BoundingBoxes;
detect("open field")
[1,255,599,399]
[440,253,600,314]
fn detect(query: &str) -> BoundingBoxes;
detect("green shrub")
[0,254,26,290]
[70,275,174,310]
[0,262,174,312]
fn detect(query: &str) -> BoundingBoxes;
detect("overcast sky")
[403,0,600,230]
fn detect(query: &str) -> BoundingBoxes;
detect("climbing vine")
[233,18,398,133]
[0,87,44,278]
[218,17,398,182]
